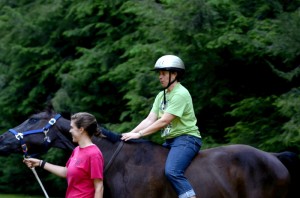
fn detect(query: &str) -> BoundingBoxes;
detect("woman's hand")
[121,132,141,141]
[23,158,41,168]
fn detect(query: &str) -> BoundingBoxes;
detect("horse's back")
[101,134,292,198]
[103,140,177,198]
[186,144,290,198]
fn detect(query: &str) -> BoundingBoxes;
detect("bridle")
[8,114,62,158]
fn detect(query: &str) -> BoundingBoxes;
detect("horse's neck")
[52,118,76,151]
[92,137,121,162]
[92,137,116,151]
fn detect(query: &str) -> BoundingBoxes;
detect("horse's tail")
[274,151,300,198]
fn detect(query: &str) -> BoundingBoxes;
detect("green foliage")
[0,154,31,193]
[0,194,43,198]
[274,88,300,149]
[0,149,68,197]
[225,96,285,150]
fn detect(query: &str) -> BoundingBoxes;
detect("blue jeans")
[163,135,202,198]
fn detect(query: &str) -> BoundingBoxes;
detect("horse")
[0,110,299,198]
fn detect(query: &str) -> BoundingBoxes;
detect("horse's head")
[0,110,75,157]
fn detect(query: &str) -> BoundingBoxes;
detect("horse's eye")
[28,118,39,124]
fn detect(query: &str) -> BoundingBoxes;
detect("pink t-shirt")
[65,144,104,198]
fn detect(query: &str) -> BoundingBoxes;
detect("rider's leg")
[163,135,201,198]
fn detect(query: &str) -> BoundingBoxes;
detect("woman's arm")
[121,112,176,141]
[94,179,104,198]
[130,112,158,133]
[23,158,67,178]
[140,112,176,136]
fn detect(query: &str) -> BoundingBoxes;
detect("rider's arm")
[130,112,158,133]
[139,112,176,137]
[121,112,176,141]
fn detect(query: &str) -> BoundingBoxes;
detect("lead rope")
[23,155,49,198]
[22,146,50,198]
[30,165,49,198]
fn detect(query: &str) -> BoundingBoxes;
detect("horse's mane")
[100,127,122,143]
[100,127,153,144]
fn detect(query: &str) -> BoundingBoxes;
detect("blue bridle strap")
[9,129,44,137]
[9,114,62,158]
[43,114,62,131]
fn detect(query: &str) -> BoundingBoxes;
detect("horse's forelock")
[28,108,53,120]
[45,102,54,112]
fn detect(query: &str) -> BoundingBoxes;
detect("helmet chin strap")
[162,71,177,109]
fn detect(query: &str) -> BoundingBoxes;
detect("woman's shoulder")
[154,90,164,99]
[89,144,103,154]
[177,83,189,91]
[173,84,191,97]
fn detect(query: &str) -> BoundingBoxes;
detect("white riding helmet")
[153,55,185,72]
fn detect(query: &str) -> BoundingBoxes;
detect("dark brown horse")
[0,110,299,198]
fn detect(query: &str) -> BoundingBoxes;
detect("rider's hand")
[121,132,141,141]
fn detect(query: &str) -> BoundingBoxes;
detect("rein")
[9,114,62,157]
[104,140,124,173]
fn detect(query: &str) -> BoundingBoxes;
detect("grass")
[0,194,43,198]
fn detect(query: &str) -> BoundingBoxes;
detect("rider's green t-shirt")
[151,83,201,139]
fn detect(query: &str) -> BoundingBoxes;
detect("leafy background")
[0,0,299,196]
